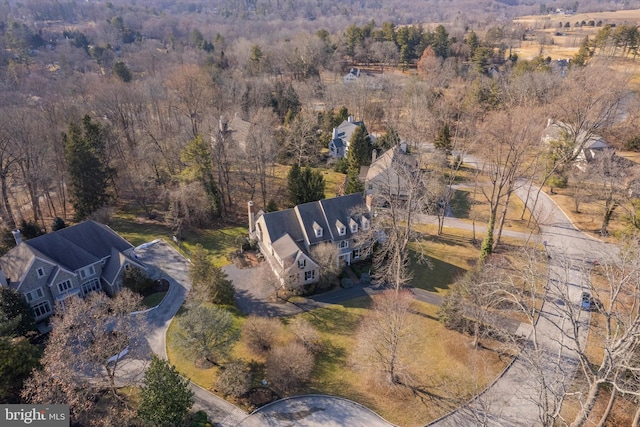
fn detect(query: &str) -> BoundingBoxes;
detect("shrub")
[242,316,283,356]
[123,267,154,296]
[624,136,640,152]
[216,360,252,398]
[267,342,314,393]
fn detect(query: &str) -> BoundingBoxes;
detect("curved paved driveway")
[430,183,614,426]
[236,395,395,427]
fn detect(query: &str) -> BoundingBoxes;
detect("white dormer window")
[298,259,306,269]
[336,220,346,236]
[349,218,358,233]
[361,216,370,231]
[313,221,323,238]
[37,267,45,278]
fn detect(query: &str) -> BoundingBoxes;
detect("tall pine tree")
[345,125,371,194]
[287,164,325,206]
[64,116,114,220]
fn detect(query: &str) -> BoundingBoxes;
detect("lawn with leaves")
[166,296,511,427]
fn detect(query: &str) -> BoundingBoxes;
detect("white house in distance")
[250,194,370,288]
[328,116,373,158]
[0,221,145,322]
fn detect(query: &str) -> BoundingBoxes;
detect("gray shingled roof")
[0,221,134,287]
[261,209,305,245]
[26,221,133,271]
[271,234,302,262]
[295,200,331,246]
[319,193,366,241]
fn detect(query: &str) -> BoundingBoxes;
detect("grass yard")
[271,164,346,199]
[167,297,512,427]
[110,211,247,267]
[141,292,167,309]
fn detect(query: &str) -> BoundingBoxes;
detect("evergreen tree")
[181,135,222,217]
[344,126,371,194]
[434,123,452,154]
[138,356,194,426]
[573,36,593,67]
[287,164,325,206]
[0,286,36,337]
[63,116,114,221]
[112,61,132,82]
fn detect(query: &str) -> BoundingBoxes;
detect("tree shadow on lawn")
[409,252,465,293]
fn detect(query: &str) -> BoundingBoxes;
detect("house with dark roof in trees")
[328,116,373,158]
[0,221,145,321]
[248,194,371,288]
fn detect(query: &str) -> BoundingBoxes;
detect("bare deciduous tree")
[267,341,314,393]
[22,289,146,426]
[242,315,283,356]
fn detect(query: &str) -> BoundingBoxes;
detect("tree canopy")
[138,355,194,426]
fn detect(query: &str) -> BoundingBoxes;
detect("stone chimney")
[348,115,354,123]
[372,149,377,163]
[332,127,337,139]
[248,201,255,234]
[400,141,407,153]
[365,194,373,212]
[219,116,228,133]
[11,229,21,246]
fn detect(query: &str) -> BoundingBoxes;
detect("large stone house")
[0,221,145,322]
[250,194,371,287]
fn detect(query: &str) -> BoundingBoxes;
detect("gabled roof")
[260,209,305,246]
[102,247,144,285]
[0,221,134,287]
[271,233,302,263]
[334,119,364,147]
[319,193,366,242]
[295,200,331,246]
[26,221,133,271]
[227,115,252,150]
[365,146,418,184]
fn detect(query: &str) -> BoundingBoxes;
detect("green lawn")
[142,292,167,309]
[110,213,247,267]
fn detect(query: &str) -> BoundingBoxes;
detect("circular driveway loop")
[237,395,395,427]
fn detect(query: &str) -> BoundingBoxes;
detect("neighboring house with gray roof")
[360,144,418,199]
[217,114,252,152]
[542,119,612,167]
[251,194,371,288]
[329,116,373,158]
[0,221,145,322]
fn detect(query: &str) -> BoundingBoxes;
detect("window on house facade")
[25,287,44,302]
[32,301,51,318]
[353,248,361,259]
[36,267,45,278]
[81,279,101,296]
[298,259,306,269]
[57,279,73,293]
[338,240,349,249]
[79,265,95,280]
[304,270,315,281]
